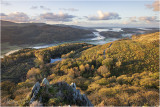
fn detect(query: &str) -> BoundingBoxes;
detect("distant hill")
[1,20,93,46]
[1,20,46,26]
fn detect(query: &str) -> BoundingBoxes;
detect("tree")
[27,67,41,81]
[97,65,111,78]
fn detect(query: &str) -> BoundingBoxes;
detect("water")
[138,28,151,30]
[96,28,123,32]
[89,28,125,45]
[92,32,105,40]
[1,49,20,58]
[50,58,62,63]
[122,33,132,38]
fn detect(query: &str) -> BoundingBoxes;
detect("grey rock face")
[82,94,93,106]
[70,82,76,89]
[30,82,40,104]
[29,79,93,106]
[70,82,93,106]
[41,78,49,86]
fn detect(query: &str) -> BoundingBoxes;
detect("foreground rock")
[29,78,93,106]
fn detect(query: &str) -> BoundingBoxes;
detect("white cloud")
[146,0,160,11]
[129,16,158,23]
[40,6,50,10]
[30,6,50,10]
[138,16,158,23]
[40,12,76,22]
[0,12,30,22]
[59,8,79,12]
[30,6,38,9]
[129,16,137,22]
[88,11,121,21]
[0,12,76,23]
[1,1,10,6]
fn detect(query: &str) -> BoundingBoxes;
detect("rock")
[29,80,93,106]
[31,82,40,96]
[82,94,93,106]
[41,78,49,86]
[70,83,93,106]
[70,82,76,89]
[30,101,43,107]
[30,82,40,104]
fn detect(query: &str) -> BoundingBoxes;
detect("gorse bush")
[97,65,111,78]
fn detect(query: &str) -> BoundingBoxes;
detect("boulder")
[41,78,49,86]
[70,82,76,89]
[30,82,40,104]
[70,83,93,106]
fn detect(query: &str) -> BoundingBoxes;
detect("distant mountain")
[1,20,46,26]
[1,20,93,45]
[55,24,96,32]
[1,20,18,26]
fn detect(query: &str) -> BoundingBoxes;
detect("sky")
[0,0,159,27]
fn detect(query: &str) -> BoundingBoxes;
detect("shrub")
[87,83,101,92]
[96,78,109,85]
[102,58,113,69]
[140,78,158,88]
[116,60,122,67]
[27,67,41,79]
[79,64,85,72]
[97,65,111,78]
[48,98,61,106]
[116,75,130,85]
[107,76,116,83]
[98,97,120,106]
[98,88,116,96]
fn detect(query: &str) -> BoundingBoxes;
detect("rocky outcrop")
[29,78,93,106]
[70,82,93,106]
[30,82,40,104]
[41,78,49,86]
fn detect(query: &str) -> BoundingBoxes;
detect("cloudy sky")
[1,0,159,27]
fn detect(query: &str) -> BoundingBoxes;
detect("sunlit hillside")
[1,32,159,106]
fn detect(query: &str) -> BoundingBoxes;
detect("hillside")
[1,20,46,27]
[1,20,93,45]
[1,32,159,106]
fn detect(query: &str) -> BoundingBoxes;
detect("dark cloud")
[0,12,30,22]
[40,6,50,10]
[88,11,121,21]
[0,13,7,16]
[59,8,79,12]
[40,12,76,22]
[146,0,160,11]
